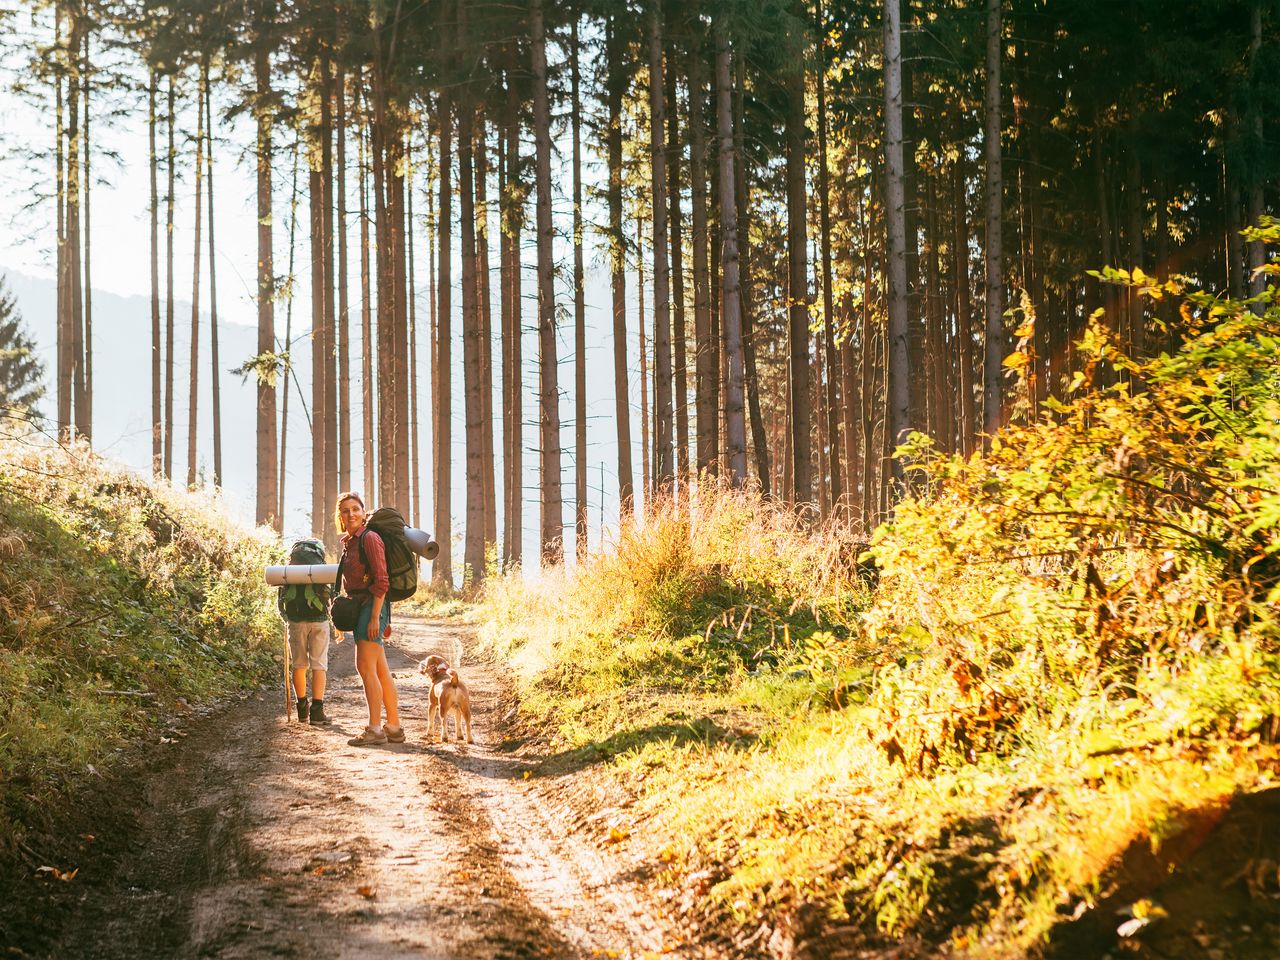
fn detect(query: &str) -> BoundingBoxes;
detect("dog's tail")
[447,669,460,687]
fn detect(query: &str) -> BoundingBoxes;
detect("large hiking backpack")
[278,539,330,622]
[359,507,419,602]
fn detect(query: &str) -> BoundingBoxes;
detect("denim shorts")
[353,599,392,645]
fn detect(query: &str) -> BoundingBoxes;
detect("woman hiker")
[335,491,406,747]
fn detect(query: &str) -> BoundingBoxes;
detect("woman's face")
[338,497,366,536]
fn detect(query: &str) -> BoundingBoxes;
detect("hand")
[366,613,381,643]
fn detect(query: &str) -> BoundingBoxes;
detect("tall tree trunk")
[571,19,588,558]
[607,17,635,519]
[982,0,1004,439]
[337,61,351,494]
[311,63,329,534]
[389,141,411,509]
[164,76,176,479]
[1247,3,1266,302]
[205,70,223,487]
[358,74,375,498]
[639,217,650,510]
[81,28,92,443]
[55,8,68,439]
[735,54,770,494]
[428,124,439,531]
[648,3,674,495]
[321,52,339,529]
[476,112,497,551]
[1125,117,1144,357]
[688,44,715,479]
[784,45,810,507]
[254,3,277,527]
[503,69,524,563]
[460,81,485,587]
[186,66,205,488]
[532,0,563,565]
[716,18,747,484]
[1226,152,1245,299]
[67,14,85,442]
[150,71,162,478]
[407,138,420,529]
[816,0,842,509]
[953,151,974,455]
[278,143,300,525]
[434,92,454,586]
[667,41,689,491]
[883,0,911,486]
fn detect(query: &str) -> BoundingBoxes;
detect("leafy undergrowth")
[0,435,279,860]
[480,246,1280,957]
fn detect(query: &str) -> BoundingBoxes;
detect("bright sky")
[0,8,648,572]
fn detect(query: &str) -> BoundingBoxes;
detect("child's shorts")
[287,621,331,670]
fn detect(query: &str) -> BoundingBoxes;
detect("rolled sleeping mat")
[264,563,339,586]
[404,526,441,561]
[264,527,439,585]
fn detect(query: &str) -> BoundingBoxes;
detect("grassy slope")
[479,273,1280,956]
[0,437,279,857]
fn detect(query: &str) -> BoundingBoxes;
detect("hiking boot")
[348,725,387,747]
[384,724,406,744]
[296,697,309,723]
[308,700,330,724]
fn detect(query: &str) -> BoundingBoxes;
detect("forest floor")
[2,617,688,960]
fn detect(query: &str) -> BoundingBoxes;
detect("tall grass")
[478,259,1280,954]
[0,434,280,856]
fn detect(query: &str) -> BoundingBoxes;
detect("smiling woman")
[334,490,404,746]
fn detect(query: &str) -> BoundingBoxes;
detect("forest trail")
[32,618,673,960]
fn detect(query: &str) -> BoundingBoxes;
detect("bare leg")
[355,641,384,730]
[374,648,401,728]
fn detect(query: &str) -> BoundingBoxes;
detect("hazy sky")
[0,8,650,570]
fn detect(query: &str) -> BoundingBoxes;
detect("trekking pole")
[283,623,291,722]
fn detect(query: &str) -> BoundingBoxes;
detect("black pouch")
[329,551,362,632]
[330,594,362,632]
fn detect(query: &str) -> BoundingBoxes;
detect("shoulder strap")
[335,549,347,597]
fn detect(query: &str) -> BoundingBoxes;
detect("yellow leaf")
[356,885,377,899]
[607,826,630,843]
[1002,352,1030,369]
[1012,322,1034,338]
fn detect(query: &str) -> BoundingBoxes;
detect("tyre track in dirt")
[16,617,669,960]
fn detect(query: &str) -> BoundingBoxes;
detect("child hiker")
[277,538,335,724]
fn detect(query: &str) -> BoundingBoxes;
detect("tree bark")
[607,16,634,519]
[278,142,300,526]
[407,137,420,529]
[503,68,524,564]
[56,7,67,439]
[254,3,277,527]
[437,90,458,586]
[666,40,689,492]
[187,66,205,488]
[150,71,163,478]
[572,18,588,559]
[205,71,223,487]
[67,12,86,442]
[310,60,329,533]
[784,41,810,507]
[81,27,92,443]
[337,60,351,494]
[687,44,716,479]
[531,0,562,565]
[648,2,674,495]
[461,85,485,588]
[358,73,375,499]
[476,111,497,551]
[816,0,842,509]
[164,76,176,479]
[639,217,650,511]
[884,0,911,487]
[715,18,747,485]
[982,0,1004,439]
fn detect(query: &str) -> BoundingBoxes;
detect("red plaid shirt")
[340,527,389,599]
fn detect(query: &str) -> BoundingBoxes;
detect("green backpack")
[353,507,419,603]
[278,539,331,622]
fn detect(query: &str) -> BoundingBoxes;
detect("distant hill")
[2,269,316,535]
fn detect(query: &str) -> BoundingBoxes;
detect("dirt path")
[21,618,673,960]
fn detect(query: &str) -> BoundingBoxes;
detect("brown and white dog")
[419,655,473,743]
